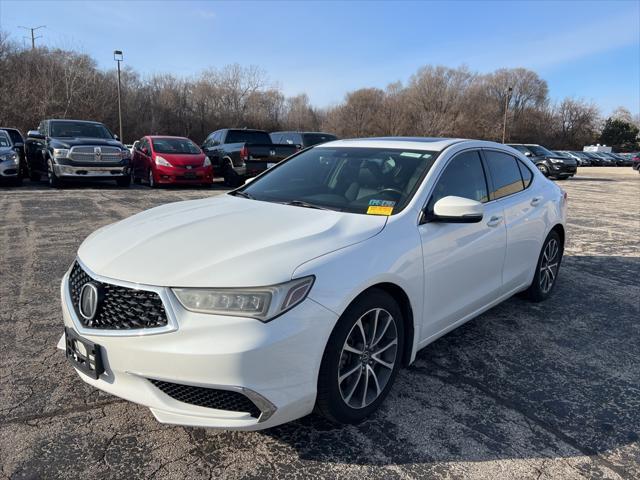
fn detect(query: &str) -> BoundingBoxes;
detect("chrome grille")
[69,146,123,162]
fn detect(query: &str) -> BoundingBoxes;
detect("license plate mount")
[65,327,105,379]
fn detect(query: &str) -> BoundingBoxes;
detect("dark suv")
[507,143,577,179]
[270,131,338,149]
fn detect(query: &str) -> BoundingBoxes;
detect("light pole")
[114,50,124,143]
[502,86,513,144]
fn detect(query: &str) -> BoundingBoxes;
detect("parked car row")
[0,121,338,188]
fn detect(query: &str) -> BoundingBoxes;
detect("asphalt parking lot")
[1,167,638,479]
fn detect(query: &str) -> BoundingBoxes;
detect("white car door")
[418,149,507,342]
[482,149,546,293]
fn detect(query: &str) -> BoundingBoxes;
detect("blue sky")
[1,0,638,116]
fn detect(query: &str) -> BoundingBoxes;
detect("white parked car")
[59,138,567,430]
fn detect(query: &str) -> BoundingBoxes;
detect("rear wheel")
[316,289,404,424]
[223,162,244,188]
[525,230,563,302]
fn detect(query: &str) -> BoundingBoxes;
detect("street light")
[502,86,513,144]
[114,50,124,143]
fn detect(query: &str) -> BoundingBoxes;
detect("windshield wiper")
[283,200,334,211]
[230,190,255,200]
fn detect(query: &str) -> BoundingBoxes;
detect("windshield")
[50,121,113,139]
[239,147,438,215]
[303,133,338,147]
[226,130,271,144]
[552,151,571,158]
[0,132,11,148]
[152,137,201,154]
[572,151,589,158]
[526,145,555,156]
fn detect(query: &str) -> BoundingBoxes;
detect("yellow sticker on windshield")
[367,205,394,216]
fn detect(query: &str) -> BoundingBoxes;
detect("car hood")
[0,146,14,155]
[78,195,387,287]
[50,137,125,149]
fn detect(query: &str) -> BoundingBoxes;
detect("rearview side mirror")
[28,130,45,140]
[425,196,484,224]
[524,151,532,157]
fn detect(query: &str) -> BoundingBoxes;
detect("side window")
[215,131,224,144]
[484,150,524,199]
[430,150,489,206]
[517,159,533,188]
[38,122,45,135]
[271,133,282,144]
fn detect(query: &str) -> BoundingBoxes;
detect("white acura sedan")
[59,138,566,430]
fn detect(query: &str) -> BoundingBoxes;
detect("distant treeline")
[1,32,637,150]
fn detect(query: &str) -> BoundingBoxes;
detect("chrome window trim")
[64,257,179,337]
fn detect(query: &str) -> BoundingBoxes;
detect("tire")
[223,162,244,188]
[116,175,131,187]
[47,158,63,189]
[148,169,156,188]
[525,230,563,302]
[537,164,549,177]
[316,289,404,424]
[131,168,142,184]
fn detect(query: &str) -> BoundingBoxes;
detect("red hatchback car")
[131,136,213,187]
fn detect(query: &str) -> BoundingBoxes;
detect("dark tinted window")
[152,137,201,154]
[270,133,283,143]
[0,131,11,148]
[509,144,532,155]
[1,129,23,144]
[225,130,271,144]
[50,121,113,139]
[527,145,555,157]
[517,159,533,188]
[303,133,338,147]
[431,150,488,205]
[485,150,524,199]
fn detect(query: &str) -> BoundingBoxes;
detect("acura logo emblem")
[79,282,100,321]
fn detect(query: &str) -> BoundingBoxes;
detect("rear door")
[419,149,507,340]
[482,149,545,293]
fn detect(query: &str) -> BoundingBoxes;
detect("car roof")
[47,119,105,124]
[147,135,191,139]
[317,137,476,152]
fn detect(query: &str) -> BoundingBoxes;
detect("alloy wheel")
[338,308,398,409]
[148,169,155,187]
[539,238,559,294]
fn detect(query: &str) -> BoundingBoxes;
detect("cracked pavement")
[1,168,638,479]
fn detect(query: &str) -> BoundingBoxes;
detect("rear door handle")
[487,215,503,227]
[530,196,542,206]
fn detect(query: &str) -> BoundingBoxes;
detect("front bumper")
[155,165,213,185]
[548,162,577,176]
[54,164,129,178]
[0,158,19,177]
[58,267,338,430]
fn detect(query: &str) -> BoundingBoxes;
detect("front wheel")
[537,164,549,177]
[148,169,157,188]
[316,289,404,424]
[525,230,563,302]
[47,159,63,188]
[116,175,131,187]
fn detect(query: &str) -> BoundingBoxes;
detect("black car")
[0,127,27,180]
[25,119,131,188]
[270,131,338,149]
[507,143,577,179]
[579,151,604,166]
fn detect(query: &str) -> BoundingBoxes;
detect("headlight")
[0,152,18,163]
[549,158,564,164]
[155,155,172,167]
[203,157,211,167]
[53,148,70,159]
[172,276,315,322]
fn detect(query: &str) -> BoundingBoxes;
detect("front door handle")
[530,196,542,206]
[487,215,503,227]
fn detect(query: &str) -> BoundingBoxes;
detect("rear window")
[0,132,11,148]
[226,130,271,145]
[302,133,338,147]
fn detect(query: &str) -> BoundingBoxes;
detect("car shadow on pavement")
[256,255,639,476]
